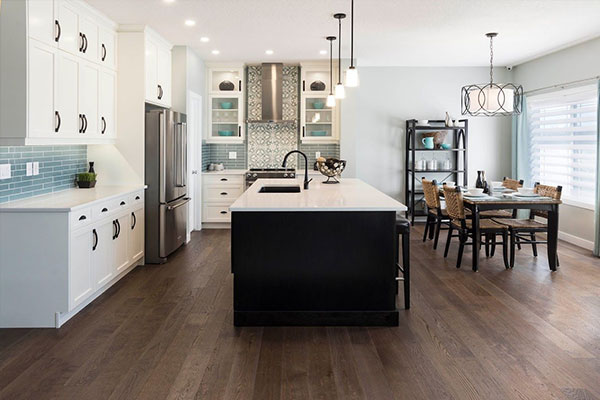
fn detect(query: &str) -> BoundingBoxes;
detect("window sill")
[562,198,595,211]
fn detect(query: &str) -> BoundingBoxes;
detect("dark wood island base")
[231,211,400,326]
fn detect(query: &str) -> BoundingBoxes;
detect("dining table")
[440,188,562,272]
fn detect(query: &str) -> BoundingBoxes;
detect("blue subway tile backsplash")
[0,145,87,204]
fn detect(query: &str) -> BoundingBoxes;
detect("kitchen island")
[229,178,407,326]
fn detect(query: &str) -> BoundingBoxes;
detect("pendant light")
[461,33,523,116]
[326,36,337,107]
[344,0,359,87]
[334,13,346,99]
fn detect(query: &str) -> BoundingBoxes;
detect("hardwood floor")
[1,227,599,400]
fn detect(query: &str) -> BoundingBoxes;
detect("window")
[527,83,598,207]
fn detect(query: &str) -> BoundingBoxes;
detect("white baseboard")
[558,231,594,251]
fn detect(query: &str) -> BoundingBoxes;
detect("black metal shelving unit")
[405,119,469,224]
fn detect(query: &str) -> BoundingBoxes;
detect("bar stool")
[395,216,411,309]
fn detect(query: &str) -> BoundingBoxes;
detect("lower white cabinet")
[202,172,245,224]
[0,187,146,328]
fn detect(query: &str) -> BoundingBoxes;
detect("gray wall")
[340,66,513,201]
[513,37,600,248]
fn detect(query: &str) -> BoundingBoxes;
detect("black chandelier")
[461,33,523,116]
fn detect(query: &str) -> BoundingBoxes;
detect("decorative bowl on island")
[316,157,346,184]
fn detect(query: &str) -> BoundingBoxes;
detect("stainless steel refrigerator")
[145,109,190,264]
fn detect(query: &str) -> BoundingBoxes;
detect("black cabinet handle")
[92,229,98,251]
[55,111,61,133]
[101,44,107,61]
[82,34,88,53]
[116,219,121,238]
[238,80,242,91]
[220,211,227,214]
[120,201,126,206]
[220,192,228,195]
[302,126,305,137]
[78,215,86,221]
[157,85,163,100]
[220,178,228,182]
[112,220,117,239]
[135,195,140,200]
[79,33,84,52]
[101,117,106,134]
[302,80,305,91]
[79,114,83,133]
[55,20,61,42]
[82,114,87,133]
[102,207,108,212]
[238,126,241,137]
[131,212,136,229]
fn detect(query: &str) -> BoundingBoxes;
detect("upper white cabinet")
[205,64,245,143]
[300,63,340,144]
[145,29,172,108]
[0,0,118,145]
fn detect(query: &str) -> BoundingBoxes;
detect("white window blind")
[527,83,598,206]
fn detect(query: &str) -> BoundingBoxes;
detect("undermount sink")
[258,185,301,193]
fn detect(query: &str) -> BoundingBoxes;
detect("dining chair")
[493,183,562,268]
[421,178,450,249]
[443,186,509,269]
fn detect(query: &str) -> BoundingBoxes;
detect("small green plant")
[77,172,97,182]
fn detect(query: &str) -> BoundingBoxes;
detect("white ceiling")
[85,0,600,67]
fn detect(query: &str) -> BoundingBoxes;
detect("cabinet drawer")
[203,174,243,185]
[203,204,231,222]
[204,186,243,203]
[70,207,92,229]
[129,190,144,206]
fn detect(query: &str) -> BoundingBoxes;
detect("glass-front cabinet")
[300,63,340,143]
[206,63,245,143]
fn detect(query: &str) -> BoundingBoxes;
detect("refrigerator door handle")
[175,122,187,187]
[166,197,191,211]
[182,122,187,187]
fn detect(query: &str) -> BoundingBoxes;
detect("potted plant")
[76,172,97,188]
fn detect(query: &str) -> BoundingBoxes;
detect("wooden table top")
[437,188,562,205]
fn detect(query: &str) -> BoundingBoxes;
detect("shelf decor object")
[326,36,337,107]
[345,0,359,87]
[461,33,523,116]
[219,80,235,91]
[310,80,326,91]
[405,119,469,223]
[334,13,346,99]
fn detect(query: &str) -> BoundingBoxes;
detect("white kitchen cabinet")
[56,50,80,138]
[99,68,116,138]
[70,227,94,310]
[56,0,80,55]
[129,207,144,262]
[28,0,58,46]
[28,40,57,139]
[79,60,99,137]
[91,219,114,289]
[113,212,130,274]
[98,26,116,69]
[0,186,146,328]
[205,64,245,143]
[300,63,340,144]
[145,29,172,107]
[0,0,118,145]
[202,172,245,225]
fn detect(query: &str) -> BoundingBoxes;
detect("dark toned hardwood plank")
[0,227,599,400]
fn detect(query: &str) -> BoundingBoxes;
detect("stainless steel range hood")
[247,63,295,123]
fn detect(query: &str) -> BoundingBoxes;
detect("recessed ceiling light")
[211,50,220,55]
[184,20,196,26]
[200,37,210,43]
[163,0,175,3]
[319,50,327,55]
[265,49,274,55]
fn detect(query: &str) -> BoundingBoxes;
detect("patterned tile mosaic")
[0,145,88,203]
[247,65,299,168]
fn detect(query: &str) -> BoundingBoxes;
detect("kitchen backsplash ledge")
[0,145,87,203]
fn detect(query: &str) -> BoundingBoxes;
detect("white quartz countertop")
[0,185,146,213]
[230,178,407,212]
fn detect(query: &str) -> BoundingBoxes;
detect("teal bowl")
[441,143,452,150]
[220,102,233,109]
[310,130,327,136]
[218,130,234,136]
[313,101,325,109]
